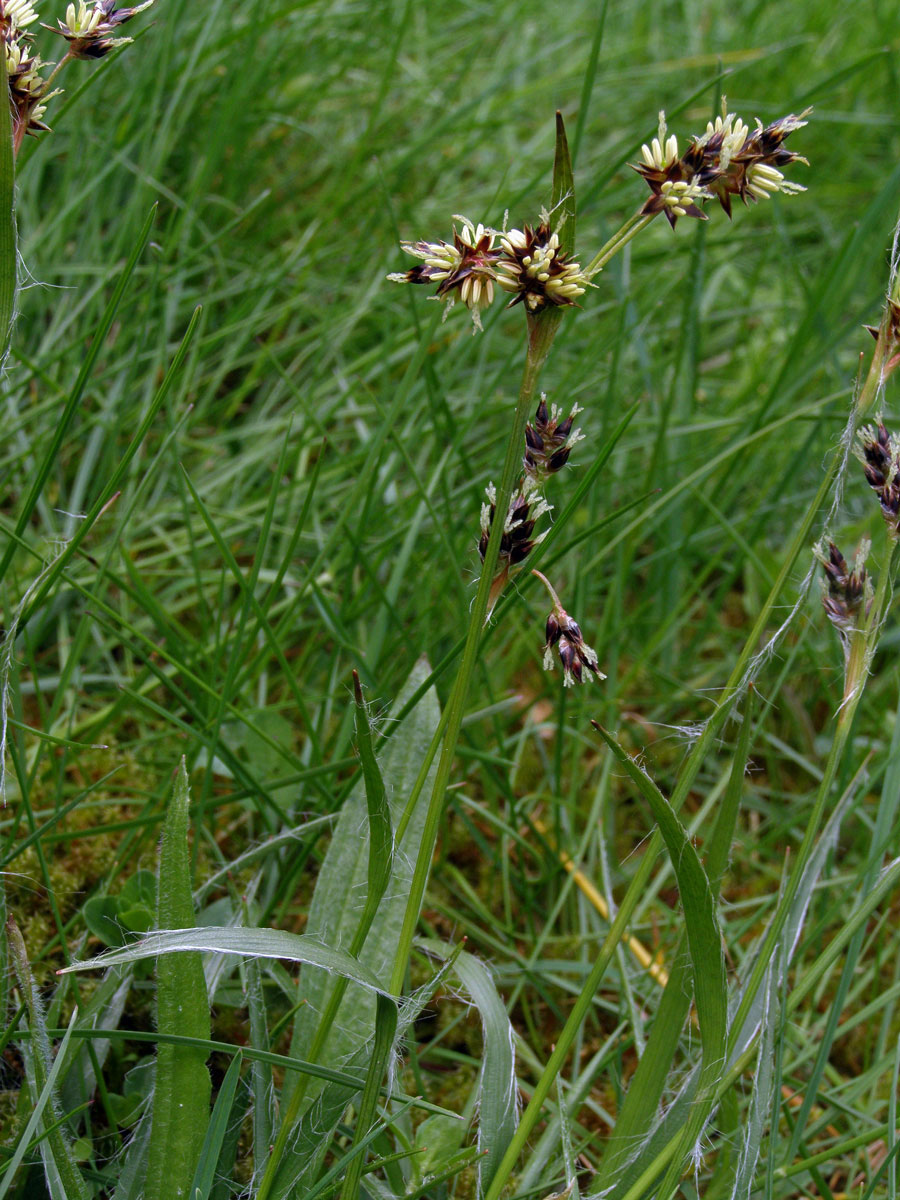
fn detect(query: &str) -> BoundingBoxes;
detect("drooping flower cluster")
[816,540,871,638]
[633,102,810,227]
[858,421,900,536]
[389,214,591,330]
[534,570,605,687]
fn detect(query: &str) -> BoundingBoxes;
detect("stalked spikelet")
[388,215,502,331]
[816,540,871,636]
[858,421,900,534]
[534,570,605,687]
[495,222,591,312]
[634,101,810,225]
[524,393,584,482]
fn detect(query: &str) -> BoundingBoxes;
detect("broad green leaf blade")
[0,67,15,363]
[289,658,440,1062]
[190,1050,242,1200]
[418,940,517,1195]
[144,761,211,1200]
[592,725,728,1199]
[3,923,89,1200]
[62,927,390,995]
[551,110,575,255]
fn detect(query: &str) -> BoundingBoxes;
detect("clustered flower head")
[858,421,900,536]
[816,539,871,637]
[389,213,590,330]
[535,571,605,687]
[44,0,154,59]
[0,0,155,154]
[478,475,551,569]
[2,0,55,149]
[633,101,810,227]
[524,394,584,482]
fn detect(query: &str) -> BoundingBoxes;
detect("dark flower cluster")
[634,106,809,228]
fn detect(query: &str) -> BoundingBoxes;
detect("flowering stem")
[585,210,657,277]
[387,312,561,1000]
[531,568,563,614]
[44,52,74,90]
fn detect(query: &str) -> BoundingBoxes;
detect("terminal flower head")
[388,215,502,330]
[44,0,154,57]
[495,222,590,312]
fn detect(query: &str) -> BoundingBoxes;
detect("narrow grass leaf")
[190,1049,242,1200]
[3,922,88,1200]
[418,939,517,1195]
[0,60,15,364]
[337,993,398,1200]
[143,761,211,1200]
[62,927,391,995]
[592,725,728,1199]
[353,669,393,922]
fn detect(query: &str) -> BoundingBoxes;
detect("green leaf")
[417,939,518,1194]
[143,761,211,1200]
[591,725,728,1199]
[353,669,393,922]
[551,110,576,256]
[190,1050,242,1200]
[63,926,393,995]
[0,63,15,362]
[337,993,398,1200]
[2,922,89,1200]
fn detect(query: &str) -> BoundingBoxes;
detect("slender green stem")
[388,312,560,999]
[585,211,657,277]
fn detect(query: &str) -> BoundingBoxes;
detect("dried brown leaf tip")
[524,393,584,483]
[534,570,605,687]
[816,540,871,636]
[634,103,809,227]
[858,421,900,534]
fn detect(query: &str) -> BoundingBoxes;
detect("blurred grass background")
[2,0,900,1194]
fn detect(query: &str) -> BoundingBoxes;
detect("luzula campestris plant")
[379,103,811,1200]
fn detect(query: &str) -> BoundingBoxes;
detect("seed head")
[479,475,551,569]
[388,215,502,331]
[817,540,871,635]
[524,393,585,482]
[6,40,56,147]
[495,222,591,312]
[858,422,900,534]
[535,571,605,687]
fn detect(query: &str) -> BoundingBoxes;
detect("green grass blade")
[189,1049,242,1200]
[3,923,88,1200]
[0,61,15,362]
[337,993,398,1200]
[551,111,576,255]
[591,724,728,1200]
[418,939,518,1195]
[353,669,393,921]
[0,204,157,586]
[62,926,392,995]
[143,760,211,1200]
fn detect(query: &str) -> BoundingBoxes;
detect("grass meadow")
[2,0,900,1197]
